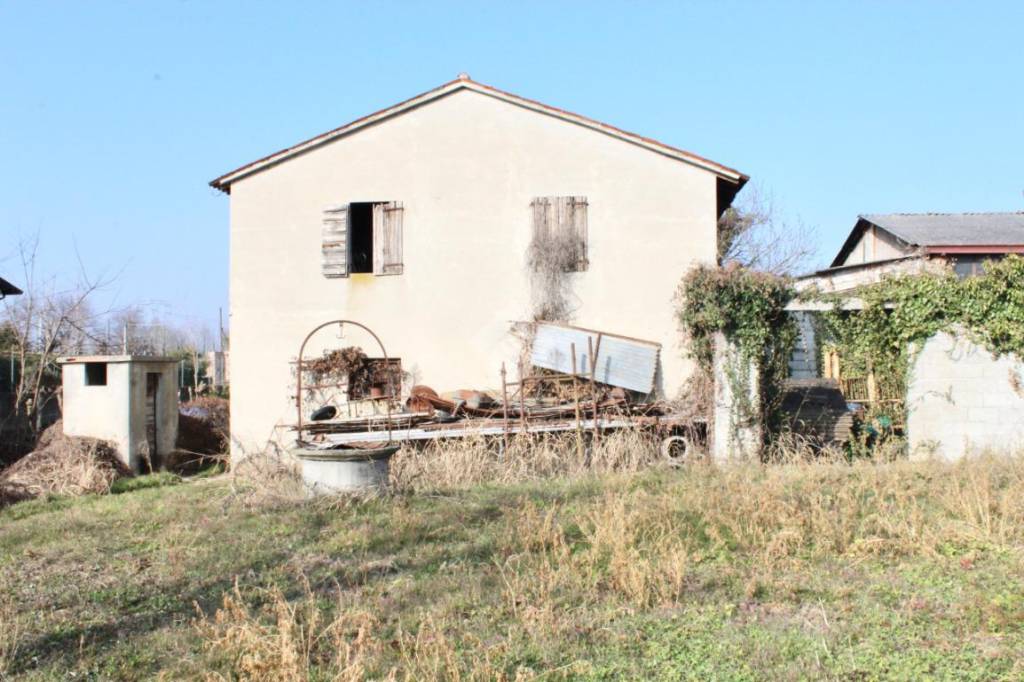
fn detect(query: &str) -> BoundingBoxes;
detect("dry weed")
[193,447,1024,679]
[196,579,386,682]
[197,579,545,681]
[0,575,23,678]
[391,429,666,493]
[225,445,306,508]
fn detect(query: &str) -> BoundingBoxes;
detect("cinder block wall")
[907,331,1024,460]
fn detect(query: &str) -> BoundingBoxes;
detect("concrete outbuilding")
[59,355,179,472]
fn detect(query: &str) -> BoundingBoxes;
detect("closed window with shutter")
[531,196,588,272]
[322,204,350,278]
[373,201,404,275]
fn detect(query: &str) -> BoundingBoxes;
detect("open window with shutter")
[531,196,588,272]
[321,201,404,278]
[373,201,404,275]
[321,204,350,278]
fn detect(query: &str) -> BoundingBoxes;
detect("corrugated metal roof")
[530,323,661,394]
[863,213,1024,247]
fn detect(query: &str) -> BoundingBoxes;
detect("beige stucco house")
[211,75,747,458]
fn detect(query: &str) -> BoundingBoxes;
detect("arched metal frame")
[295,320,392,445]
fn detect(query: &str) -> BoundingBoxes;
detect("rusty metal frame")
[295,320,392,445]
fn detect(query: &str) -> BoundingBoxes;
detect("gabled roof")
[831,212,1024,267]
[0,276,22,298]
[210,74,748,193]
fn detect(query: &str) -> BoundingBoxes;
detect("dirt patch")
[0,421,129,506]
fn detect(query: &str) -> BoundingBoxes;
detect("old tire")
[660,435,691,464]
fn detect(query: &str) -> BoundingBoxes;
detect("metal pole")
[500,362,510,449]
[589,335,601,446]
[571,343,582,458]
[517,359,527,434]
[122,323,128,354]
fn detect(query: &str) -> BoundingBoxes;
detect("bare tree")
[1,235,114,456]
[718,185,817,276]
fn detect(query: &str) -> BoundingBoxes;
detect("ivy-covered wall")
[807,254,1024,425]
[677,265,797,458]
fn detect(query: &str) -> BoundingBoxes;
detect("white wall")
[712,332,761,461]
[61,359,179,471]
[228,88,721,458]
[907,331,1024,459]
[62,362,133,461]
[127,362,179,467]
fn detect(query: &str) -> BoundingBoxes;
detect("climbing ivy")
[810,254,1024,421]
[677,265,798,440]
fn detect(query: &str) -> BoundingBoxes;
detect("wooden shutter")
[531,197,552,242]
[373,201,404,275]
[532,196,587,272]
[322,204,349,278]
[564,196,588,271]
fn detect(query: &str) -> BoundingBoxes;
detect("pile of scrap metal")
[295,322,699,449]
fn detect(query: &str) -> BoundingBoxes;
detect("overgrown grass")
[2,442,1023,679]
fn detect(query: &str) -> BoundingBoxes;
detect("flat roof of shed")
[58,355,178,364]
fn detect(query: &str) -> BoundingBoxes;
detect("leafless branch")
[718,185,816,276]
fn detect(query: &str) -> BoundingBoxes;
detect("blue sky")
[2,1,1022,334]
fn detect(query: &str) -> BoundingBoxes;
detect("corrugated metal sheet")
[530,323,661,394]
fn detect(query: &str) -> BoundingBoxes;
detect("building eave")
[922,244,1024,255]
[0,276,23,298]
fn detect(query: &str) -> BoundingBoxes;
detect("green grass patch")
[1,458,1023,680]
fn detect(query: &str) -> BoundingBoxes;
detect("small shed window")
[322,201,404,278]
[85,362,107,386]
[952,256,993,279]
[531,196,588,272]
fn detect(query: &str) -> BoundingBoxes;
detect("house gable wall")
[840,226,912,266]
[228,89,719,456]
